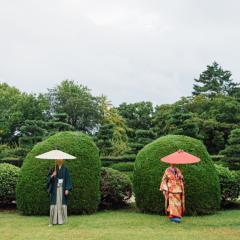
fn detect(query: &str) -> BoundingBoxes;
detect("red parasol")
[160,149,200,164]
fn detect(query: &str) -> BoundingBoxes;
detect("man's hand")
[65,190,69,196]
[51,171,57,178]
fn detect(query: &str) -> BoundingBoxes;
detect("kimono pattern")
[160,167,185,218]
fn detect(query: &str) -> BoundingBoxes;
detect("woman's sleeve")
[180,172,185,214]
[179,170,185,192]
[160,170,168,192]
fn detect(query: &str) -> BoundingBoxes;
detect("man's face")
[56,159,64,166]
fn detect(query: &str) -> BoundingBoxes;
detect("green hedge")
[110,162,134,172]
[0,159,23,167]
[0,163,20,204]
[124,171,133,182]
[133,135,220,215]
[0,145,28,161]
[101,154,136,162]
[101,154,136,167]
[100,167,132,209]
[16,131,101,215]
[215,164,240,206]
[211,155,224,163]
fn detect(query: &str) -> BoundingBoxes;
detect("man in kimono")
[160,164,185,223]
[47,159,72,226]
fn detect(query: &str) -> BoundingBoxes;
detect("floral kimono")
[160,167,185,218]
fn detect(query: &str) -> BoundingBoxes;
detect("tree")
[96,123,115,156]
[193,62,239,97]
[46,113,74,135]
[0,83,22,142]
[209,96,240,124]
[123,129,157,156]
[117,101,155,155]
[154,98,203,140]
[117,101,154,130]
[152,104,174,136]
[230,86,240,100]
[18,120,47,148]
[200,119,226,154]
[220,128,240,170]
[0,83,48,143]
[96,95,128,156]
[18,113,74,149]
[134,129,156,148]
[165,100,202,139]
[47,80,101,133]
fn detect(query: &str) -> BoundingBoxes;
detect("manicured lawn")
[0,208,240,240]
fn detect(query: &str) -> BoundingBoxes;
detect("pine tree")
[18,120,47,148]
[96,95,128,156]
[193,62,238,97]
[124,129,156,156]
[96,123,115,156]
[18,113,74,148]
[220,128,240,170]
[46,113,74,135]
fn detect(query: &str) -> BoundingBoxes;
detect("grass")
[0,207,240,240]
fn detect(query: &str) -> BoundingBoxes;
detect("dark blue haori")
[47,165,72,205]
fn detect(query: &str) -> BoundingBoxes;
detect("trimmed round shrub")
[100,167,132,209]
[215,164,240,206]
[0,163,20,204]
[133,135,220,215]
[16,131,101,215]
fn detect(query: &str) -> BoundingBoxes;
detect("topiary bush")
[215,164,240,206]
[0,163,20,204]
[133,135,220,215]
[100,167,132,209]
[16,131,101,215]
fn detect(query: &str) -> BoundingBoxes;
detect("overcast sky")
[1,0,240,106]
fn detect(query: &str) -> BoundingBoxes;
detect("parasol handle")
[55,160,57,173]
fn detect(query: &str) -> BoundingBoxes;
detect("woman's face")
[56,159,64,166]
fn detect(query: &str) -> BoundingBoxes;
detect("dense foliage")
[1,62,240,158]
[47,80,101,133]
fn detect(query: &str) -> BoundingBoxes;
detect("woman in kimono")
[160,164,185,223]
[47,159,72,226]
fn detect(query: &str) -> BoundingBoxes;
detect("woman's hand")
[65,190,69,196]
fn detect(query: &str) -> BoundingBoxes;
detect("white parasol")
[36,149,76,171]
[36,150,76,160]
